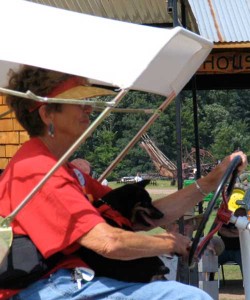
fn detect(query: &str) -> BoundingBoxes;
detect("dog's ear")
[136,179,150,188]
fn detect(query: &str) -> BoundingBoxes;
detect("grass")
[109,179,176,190]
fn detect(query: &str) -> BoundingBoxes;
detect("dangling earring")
[48,122,55,138]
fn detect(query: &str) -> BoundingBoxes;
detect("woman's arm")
[78,151,247,261]
[147,151,247,227]
[78,222,190,260]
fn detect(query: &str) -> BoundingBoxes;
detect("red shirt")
[0,138,111,299]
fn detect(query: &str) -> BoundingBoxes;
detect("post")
[239,229,250,299]
[198,249,219,300]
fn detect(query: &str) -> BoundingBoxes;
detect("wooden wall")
[0,96,29,169]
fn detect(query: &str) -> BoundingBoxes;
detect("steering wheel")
[188,155,242,267]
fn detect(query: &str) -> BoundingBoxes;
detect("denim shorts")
[11,268,212,300]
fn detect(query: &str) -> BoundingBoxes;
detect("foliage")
[73,89,250,180]
[211,121,250,159]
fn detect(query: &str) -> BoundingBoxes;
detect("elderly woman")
[0,65,247,300]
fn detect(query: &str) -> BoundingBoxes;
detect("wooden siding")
[0,95,29,169]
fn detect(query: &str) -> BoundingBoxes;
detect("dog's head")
[101,179,164,227]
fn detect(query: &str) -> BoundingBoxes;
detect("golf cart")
[0,1,249,300]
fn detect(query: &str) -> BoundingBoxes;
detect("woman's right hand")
[153,232,191,258]
[202,151,248,193]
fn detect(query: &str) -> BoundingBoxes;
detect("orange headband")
[29,76,82,113]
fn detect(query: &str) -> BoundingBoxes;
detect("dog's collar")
[94,200,133,229]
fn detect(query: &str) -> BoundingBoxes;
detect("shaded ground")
[219,279,244,300]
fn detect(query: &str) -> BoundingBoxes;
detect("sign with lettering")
[198,52,250,74]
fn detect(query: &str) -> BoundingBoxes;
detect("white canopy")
[0,0,213,97]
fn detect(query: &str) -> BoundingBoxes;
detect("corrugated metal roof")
[188,0,250,42]
[29,0,173,25]
[26,0,250,43]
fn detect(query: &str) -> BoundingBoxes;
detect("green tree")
[72,88,250,179]
[211,120,250,159]
[199,103,230,149]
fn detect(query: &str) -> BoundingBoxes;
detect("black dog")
[78,180,169,282]
[95,179,164,229]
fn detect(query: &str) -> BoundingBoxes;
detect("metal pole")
[173,0,179,27]
[192,76,203,214]
[175,95,183,193]
[239,229,250,299]
[180,0,187,28]
[175,94,191,285]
